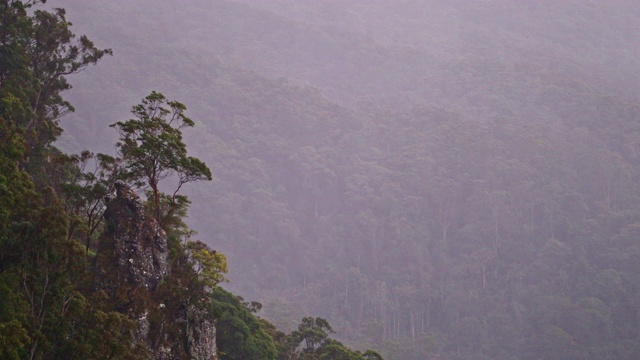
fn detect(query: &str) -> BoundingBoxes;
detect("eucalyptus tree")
[1,0,112,154]
[110,91,212,225]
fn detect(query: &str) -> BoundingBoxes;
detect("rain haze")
[47,0,640,358]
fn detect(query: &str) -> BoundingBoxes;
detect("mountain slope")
[51,1,640,358]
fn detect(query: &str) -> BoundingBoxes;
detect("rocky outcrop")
[95,182,217,360]
[187,305,218,360]
[96,181,169,293]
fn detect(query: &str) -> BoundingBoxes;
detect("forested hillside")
[36,0,640,359]
[0,1,380,359]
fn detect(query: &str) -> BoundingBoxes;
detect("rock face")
[97,182,169,293]
[95,182,217,360]
[187,306,218,360]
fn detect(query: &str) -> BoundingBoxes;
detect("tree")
[274,317,384,360]
[211,287,278,360]
[56,151,124,252]
[110,91,212,225]
[294,317,334,354]
[29,7,107,135]
[187,240,228,288]
[1,1,112,153]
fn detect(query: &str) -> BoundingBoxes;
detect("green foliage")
[7,0,640,359]
[0,0,111,160]
[58,151,123,251]
[0,176,143,358]
[110,91,212,223]
[144,190,192,237]
[274,317,384,360]
[46,291,148,360]
[0,320,29,360]
[211,287,278,360]
[0,2,143,359]
[187,240,228,288]
[293,317,334,353]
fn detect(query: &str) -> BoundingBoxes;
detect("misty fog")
[51,0,640,358]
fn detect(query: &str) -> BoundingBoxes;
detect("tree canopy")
[110,91,211,224]
[0,2,372,359]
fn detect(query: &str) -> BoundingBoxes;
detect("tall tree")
[1,0,111,151]
[110,91,212,225]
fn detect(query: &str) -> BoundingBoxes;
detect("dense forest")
[0,0,381,359]
[4,0,640,359]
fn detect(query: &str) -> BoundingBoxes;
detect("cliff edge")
[95,182,217,360]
